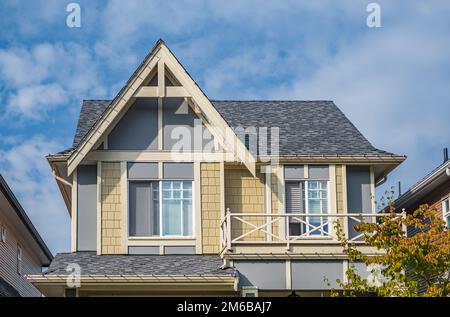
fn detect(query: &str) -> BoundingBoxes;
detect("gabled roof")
[43,252,235,277]
[63,39,256,175]
[66,99,400,158]
[0,175,53,264]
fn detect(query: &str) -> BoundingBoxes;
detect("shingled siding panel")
[201,163,221,254]
[0,212,41,297]
[336,165,344,213]
[225,168,265,242]
[101,162,123,254]
[271,168,280,237]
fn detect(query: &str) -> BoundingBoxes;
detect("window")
[443,198,450,228]
[0,224,6,243]
[129,180,193,237]
[285,180,329,236]
[241,286,258,297]
[17,245,22,275]
[244,134,250,150]
[65,288,77,297]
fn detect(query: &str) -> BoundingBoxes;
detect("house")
[28,39,405,297]
[0,174,53,297]
[394,148,450,236]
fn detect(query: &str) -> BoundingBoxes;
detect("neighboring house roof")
[44,252,235,277]
[67,99,398,157]
[0,277,21,297]
[0,175,53,264]
[394,159,450,211]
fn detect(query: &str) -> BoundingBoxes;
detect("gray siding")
[346,166,372,240]
[128,162,158,180]
[77,165,97,251]
[163,163,194,180]
[309,165,329,180]
[285,165,329,180]
[108,98,158,150]
[164,246,196,254]
[291,260,343,290]
[128,246,159,255]
[163,98,214,151]
[284,165,304,180]
[234,261,286,290]
[0,211,42,296]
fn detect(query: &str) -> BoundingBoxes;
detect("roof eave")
[0,176,53,264]
[394,160,450,209]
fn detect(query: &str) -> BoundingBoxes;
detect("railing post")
[286,214,290,251]
[401,209,407,236]
[226,208,231,250]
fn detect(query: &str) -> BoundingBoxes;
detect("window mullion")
[181,182,184,236]
[159,181,163,237]
[305,181,309,236]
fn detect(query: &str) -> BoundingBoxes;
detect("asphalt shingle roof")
[69,99,395,157]
[73,100,111,148]
[45,252,235,276]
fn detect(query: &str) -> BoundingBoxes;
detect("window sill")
[128,236,196,241]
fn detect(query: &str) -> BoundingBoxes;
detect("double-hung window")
[129,180,193,237]
[284,165,330,237]
[285,180,329,236]
[162,181,193,236]
[443,198,450,229]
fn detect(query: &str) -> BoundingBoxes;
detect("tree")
[329,201,450,297]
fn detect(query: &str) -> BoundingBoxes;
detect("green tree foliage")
[330,202,450,297]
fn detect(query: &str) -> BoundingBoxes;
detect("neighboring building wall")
[200,163,221,253]
[101,162,123,254]
[0,212,41,297]
[407,179,450,237]
[225,168,265,241]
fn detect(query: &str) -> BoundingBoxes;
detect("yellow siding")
[225,168,265,241]
[101,162,123,254]
[200,163,221,254]
[336,165,344,213]
[271,168,280,237]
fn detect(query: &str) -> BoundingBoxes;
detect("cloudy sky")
[0,1,449,254]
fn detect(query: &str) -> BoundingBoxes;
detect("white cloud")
[265,3,450,193]
[0,136,70,254]
[0,43,107,121]
[7,84,66,119]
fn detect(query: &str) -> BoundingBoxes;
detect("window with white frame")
[17,245,22,275]
[129,180,193,237]
[443,198,450,229]
[1,223,6,243]
[285,180,329,236]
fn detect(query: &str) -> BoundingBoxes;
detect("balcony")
[220,210,396,257]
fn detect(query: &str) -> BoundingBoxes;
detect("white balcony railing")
[220,209,398,254]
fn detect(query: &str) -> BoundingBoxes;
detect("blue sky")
[0,1,449,254]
